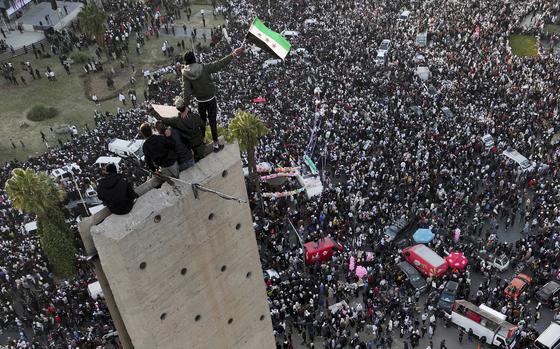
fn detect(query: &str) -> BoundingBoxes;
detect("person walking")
[180,47,243,152]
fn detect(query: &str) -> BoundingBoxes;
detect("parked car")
[536,281,560,307]
[398,10,411,21]
[383,215,416,242]
[375,51,387,66]
[397,261,427,292]
[378,39,391,55]
[437,281,459,313]
[481,134,495,150]
[478,251,510,272]
[441,107,454,118]
[504,273,532,300]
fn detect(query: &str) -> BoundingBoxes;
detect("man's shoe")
[213,144,224,152]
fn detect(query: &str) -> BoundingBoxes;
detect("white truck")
[451,300,519,348]
[108,138,144,161]
[94,156,122,172]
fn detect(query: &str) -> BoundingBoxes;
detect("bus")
[451,300,518,348]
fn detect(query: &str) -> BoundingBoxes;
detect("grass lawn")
[544,24,560,35]
[173,4,225,29]
[0,28,217,163]
[509,35,539,57]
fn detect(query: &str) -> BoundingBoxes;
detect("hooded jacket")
[181,54,234,104]
[97,173,138,215]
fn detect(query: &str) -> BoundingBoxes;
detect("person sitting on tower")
[97,163,138,215]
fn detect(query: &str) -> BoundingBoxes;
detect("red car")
[504,273,532,300]
[304,237,344,264]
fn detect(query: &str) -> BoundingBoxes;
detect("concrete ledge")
[85,142,275,349]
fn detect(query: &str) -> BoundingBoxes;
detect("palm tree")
[205,125,231,144]
[78,5,107,46]
[227,110,268,191]
[5,168,76,278]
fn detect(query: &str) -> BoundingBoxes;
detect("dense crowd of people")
[1,0,560,348]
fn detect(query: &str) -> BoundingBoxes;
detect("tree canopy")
[78,5,107,46]
[5,168,75,278]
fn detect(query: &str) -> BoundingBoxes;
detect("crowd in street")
[1,0,560,348]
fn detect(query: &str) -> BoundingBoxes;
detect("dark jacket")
[161,114,205,147]
[181,54,233,103]
[97,173,137,215]
[161,115,206,160]
[142,134,177,172]
[169,128,193,163]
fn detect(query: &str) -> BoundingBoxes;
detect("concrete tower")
[79,143,275,349]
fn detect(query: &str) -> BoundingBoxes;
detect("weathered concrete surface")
[90,143,275,349]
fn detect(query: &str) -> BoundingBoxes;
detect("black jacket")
[97,173,138,215]
[161,114,205,148]
[142,134,177,172]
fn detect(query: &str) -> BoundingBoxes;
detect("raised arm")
[206,48,244,73]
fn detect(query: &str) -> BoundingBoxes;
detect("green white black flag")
[246,17,292,60]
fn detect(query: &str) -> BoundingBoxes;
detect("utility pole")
[69,170,90,216]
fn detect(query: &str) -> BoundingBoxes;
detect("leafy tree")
[227,110,268,191]
[78,5,107,46]
[5,168,76,278]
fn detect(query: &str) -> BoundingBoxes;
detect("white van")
[108,139,144,161]
[263,59,282,68]
[398,10,411,21]
[94,156,122,172]
[502,148,534,171]
[535,321,560,349]
[281,30,299,38]
[51,163,81,183]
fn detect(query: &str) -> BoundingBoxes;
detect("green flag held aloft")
[246,17,292,60]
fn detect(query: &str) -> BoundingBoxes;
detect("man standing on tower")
[181,47,244,152]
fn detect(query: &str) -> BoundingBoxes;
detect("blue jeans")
[179,159,195,171]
